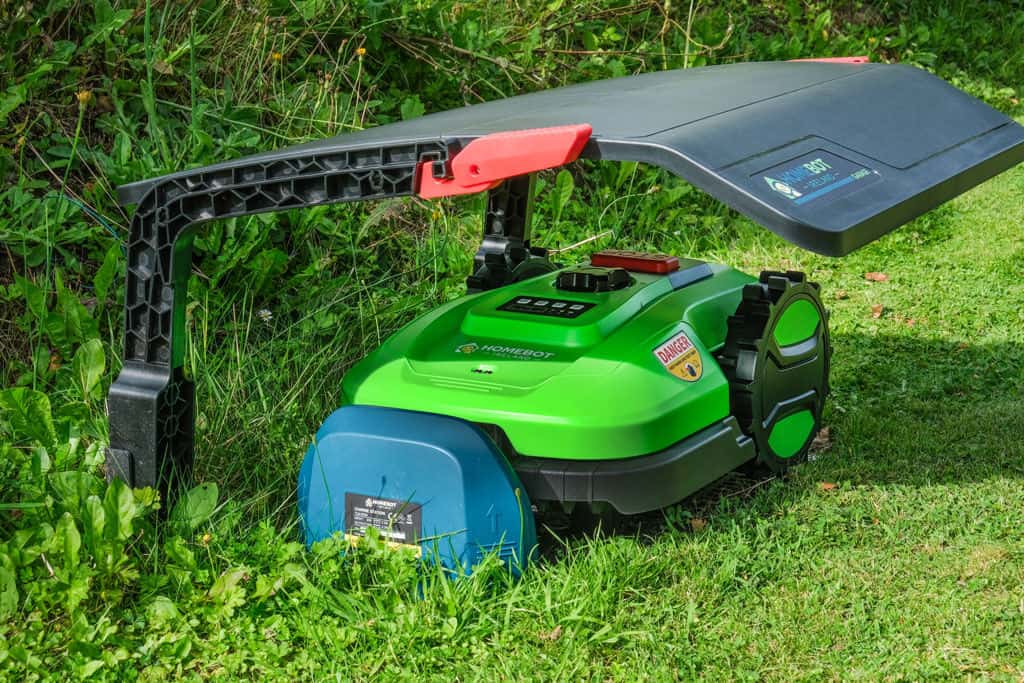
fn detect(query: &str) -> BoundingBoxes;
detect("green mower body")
[343,262,749,462]
[341,254,831,516]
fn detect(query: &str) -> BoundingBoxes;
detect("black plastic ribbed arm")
[106,140,449,500]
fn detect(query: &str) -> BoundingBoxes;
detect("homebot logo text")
[764,157,834,200]
[454,341,555,360]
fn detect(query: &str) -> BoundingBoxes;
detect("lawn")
[2,2,1023,680]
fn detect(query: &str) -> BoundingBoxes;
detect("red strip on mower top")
[789,56,870,63]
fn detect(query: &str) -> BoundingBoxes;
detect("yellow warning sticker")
[653,331,703,382]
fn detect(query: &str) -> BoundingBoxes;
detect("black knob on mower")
[555,266,631,292]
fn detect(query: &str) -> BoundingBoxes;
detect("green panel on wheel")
[773,298,820,347]
[767,409,815,458]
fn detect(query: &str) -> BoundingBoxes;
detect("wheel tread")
[717,271,831,472]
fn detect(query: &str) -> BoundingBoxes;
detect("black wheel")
[718,271,831,473]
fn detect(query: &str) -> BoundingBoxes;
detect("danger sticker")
[654,331,703,382]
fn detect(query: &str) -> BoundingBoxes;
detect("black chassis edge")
[513,417,756,515]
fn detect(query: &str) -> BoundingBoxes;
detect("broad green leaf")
[246,248,289,293]
[93,244,121,304]
[164,535,195,570]
[93,0,114,24]
[83,495,107,561]
[208,567,247,601]
[72,339,106,401]
[283,562,307,583]
[55,513,81,580]
[14,274,46,321]
[50,471,103,513]
[0,388,57,447]
[43,312,74,354]
[113,131,132,167]
[400,95,425,120]
[813,9,833,32]
[65,569,91,618]
[614,161,638,190]
[31,446,51,478]
[146,596,180,628]
[25,242,47,268]
[0,84,26,127]
[208,567,251,618]
[170,482,218,531]
[133,487,159,513]
[46,276,99,354]
[50,433,82,471]
[32,344,51,379]
[0,554,17,618]
[253,574,280,600]
[103,478,136,542]
[74,659,104,680]
[85,0,133,46]
[553,169,575,224]
[169,638,192,660]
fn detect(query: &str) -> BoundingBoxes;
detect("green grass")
[3,1,1024,680]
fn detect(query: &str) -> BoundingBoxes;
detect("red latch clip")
[591,249,680,274]
[417,123,593,199]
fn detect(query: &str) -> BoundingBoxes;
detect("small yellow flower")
[200,532,212,546]
[76,90,93,106]
[356,46,367,57]
[431,208,442,221]
[271,51,283,63]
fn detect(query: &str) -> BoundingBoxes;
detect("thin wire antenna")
[545,229,614,255]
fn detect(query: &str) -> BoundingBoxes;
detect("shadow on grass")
[538,331,1024,557]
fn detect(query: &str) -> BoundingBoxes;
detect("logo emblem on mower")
[764,176,803,200]
[454,341,555,360]
[653,331,703,382]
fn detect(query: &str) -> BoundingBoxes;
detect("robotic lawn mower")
[105,60,1024,573]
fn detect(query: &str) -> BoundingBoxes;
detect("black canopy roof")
[119,61,1024,256]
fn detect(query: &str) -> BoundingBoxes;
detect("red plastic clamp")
[417,123,593,199]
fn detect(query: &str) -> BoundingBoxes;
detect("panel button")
[498,297,595,318]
